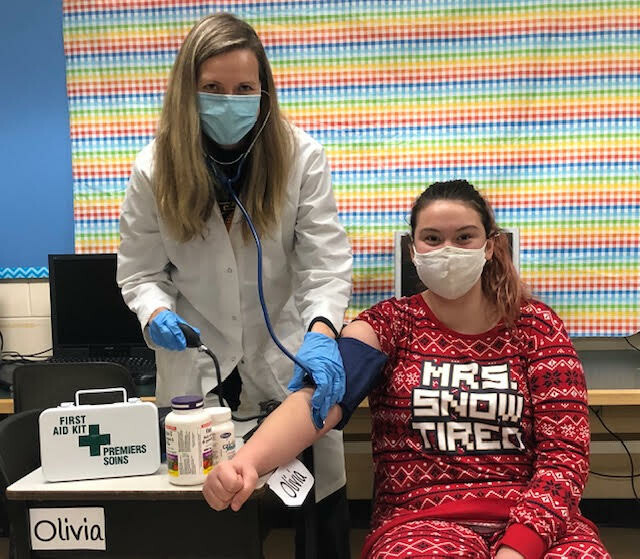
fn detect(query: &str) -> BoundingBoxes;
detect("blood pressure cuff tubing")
[334,337,388,430]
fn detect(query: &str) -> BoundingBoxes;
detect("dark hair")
[410,179,529,326]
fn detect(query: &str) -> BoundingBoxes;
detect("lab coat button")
[232,315,237,321]
[226,267,233,273]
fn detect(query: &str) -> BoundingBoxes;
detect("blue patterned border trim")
[0,267,49,280]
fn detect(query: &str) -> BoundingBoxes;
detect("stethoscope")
[182,97,313,425]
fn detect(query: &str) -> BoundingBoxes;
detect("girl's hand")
[202,459,258,511]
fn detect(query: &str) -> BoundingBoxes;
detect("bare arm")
[237,320,378,476]
[237,388,342,476]
[202,389,341,511]
[341,320,381,350]
[202,319,380,511]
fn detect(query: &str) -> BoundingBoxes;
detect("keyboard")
[48,356,156,385]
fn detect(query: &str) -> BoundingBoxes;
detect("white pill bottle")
[165,395,213,485]
[208,407,236,466]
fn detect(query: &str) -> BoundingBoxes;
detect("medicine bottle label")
[166,420,213,477]
[211,429,235,466]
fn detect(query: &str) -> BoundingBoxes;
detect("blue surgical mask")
[197,92,261,146]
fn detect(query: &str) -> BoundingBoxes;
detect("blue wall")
[0,0,73,277]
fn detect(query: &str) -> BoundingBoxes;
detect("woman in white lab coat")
[117,13,352,557]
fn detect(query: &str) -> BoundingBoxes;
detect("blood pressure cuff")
[335,337,388,430]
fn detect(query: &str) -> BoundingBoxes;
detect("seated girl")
[202,179,609,559]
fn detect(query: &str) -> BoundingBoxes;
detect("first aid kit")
[39,388,161,482]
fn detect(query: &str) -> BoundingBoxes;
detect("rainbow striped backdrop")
[62,0,639,337]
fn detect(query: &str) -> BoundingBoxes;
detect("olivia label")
[267,459,314,507]
[29,507,105,550]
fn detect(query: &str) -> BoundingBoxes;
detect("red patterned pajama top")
[355,294,593,558]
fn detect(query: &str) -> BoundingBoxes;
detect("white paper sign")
[267,458,314,507]
[29,507,106,550]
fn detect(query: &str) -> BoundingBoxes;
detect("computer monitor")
[48,253,151,359]
[394,228,520,298]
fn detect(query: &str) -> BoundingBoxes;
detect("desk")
[5,420,317,559]
[586,389,640,406]
[6,465,262,559]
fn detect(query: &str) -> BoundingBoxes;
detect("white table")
[7,463,267,501]
[5,426,269,559]
[6,424,317,559]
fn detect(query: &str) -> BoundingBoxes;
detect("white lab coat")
[117,125,352,500]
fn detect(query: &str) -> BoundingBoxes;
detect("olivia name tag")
[29,507,106,550]
[267,458,314,507]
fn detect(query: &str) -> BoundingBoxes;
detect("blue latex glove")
[288,332,346,429]
[148,310,200,351]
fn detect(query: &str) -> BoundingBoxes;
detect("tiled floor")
[2,526,638,557]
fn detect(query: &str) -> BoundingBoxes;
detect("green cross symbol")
[78,424,111,457]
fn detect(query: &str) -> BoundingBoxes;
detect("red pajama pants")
[365,517,610,559]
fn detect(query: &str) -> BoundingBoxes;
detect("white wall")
[0,280,52,356]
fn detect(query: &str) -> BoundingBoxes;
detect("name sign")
[267,459,314,507]
[29,508,106,550]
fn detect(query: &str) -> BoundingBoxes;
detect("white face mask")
[412,243,487,300]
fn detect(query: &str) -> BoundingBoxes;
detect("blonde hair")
[410,180,531,327]
[154,13,293,241]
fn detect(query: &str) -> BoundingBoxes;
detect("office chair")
[0,408,43,558]
[12,362,136,413]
